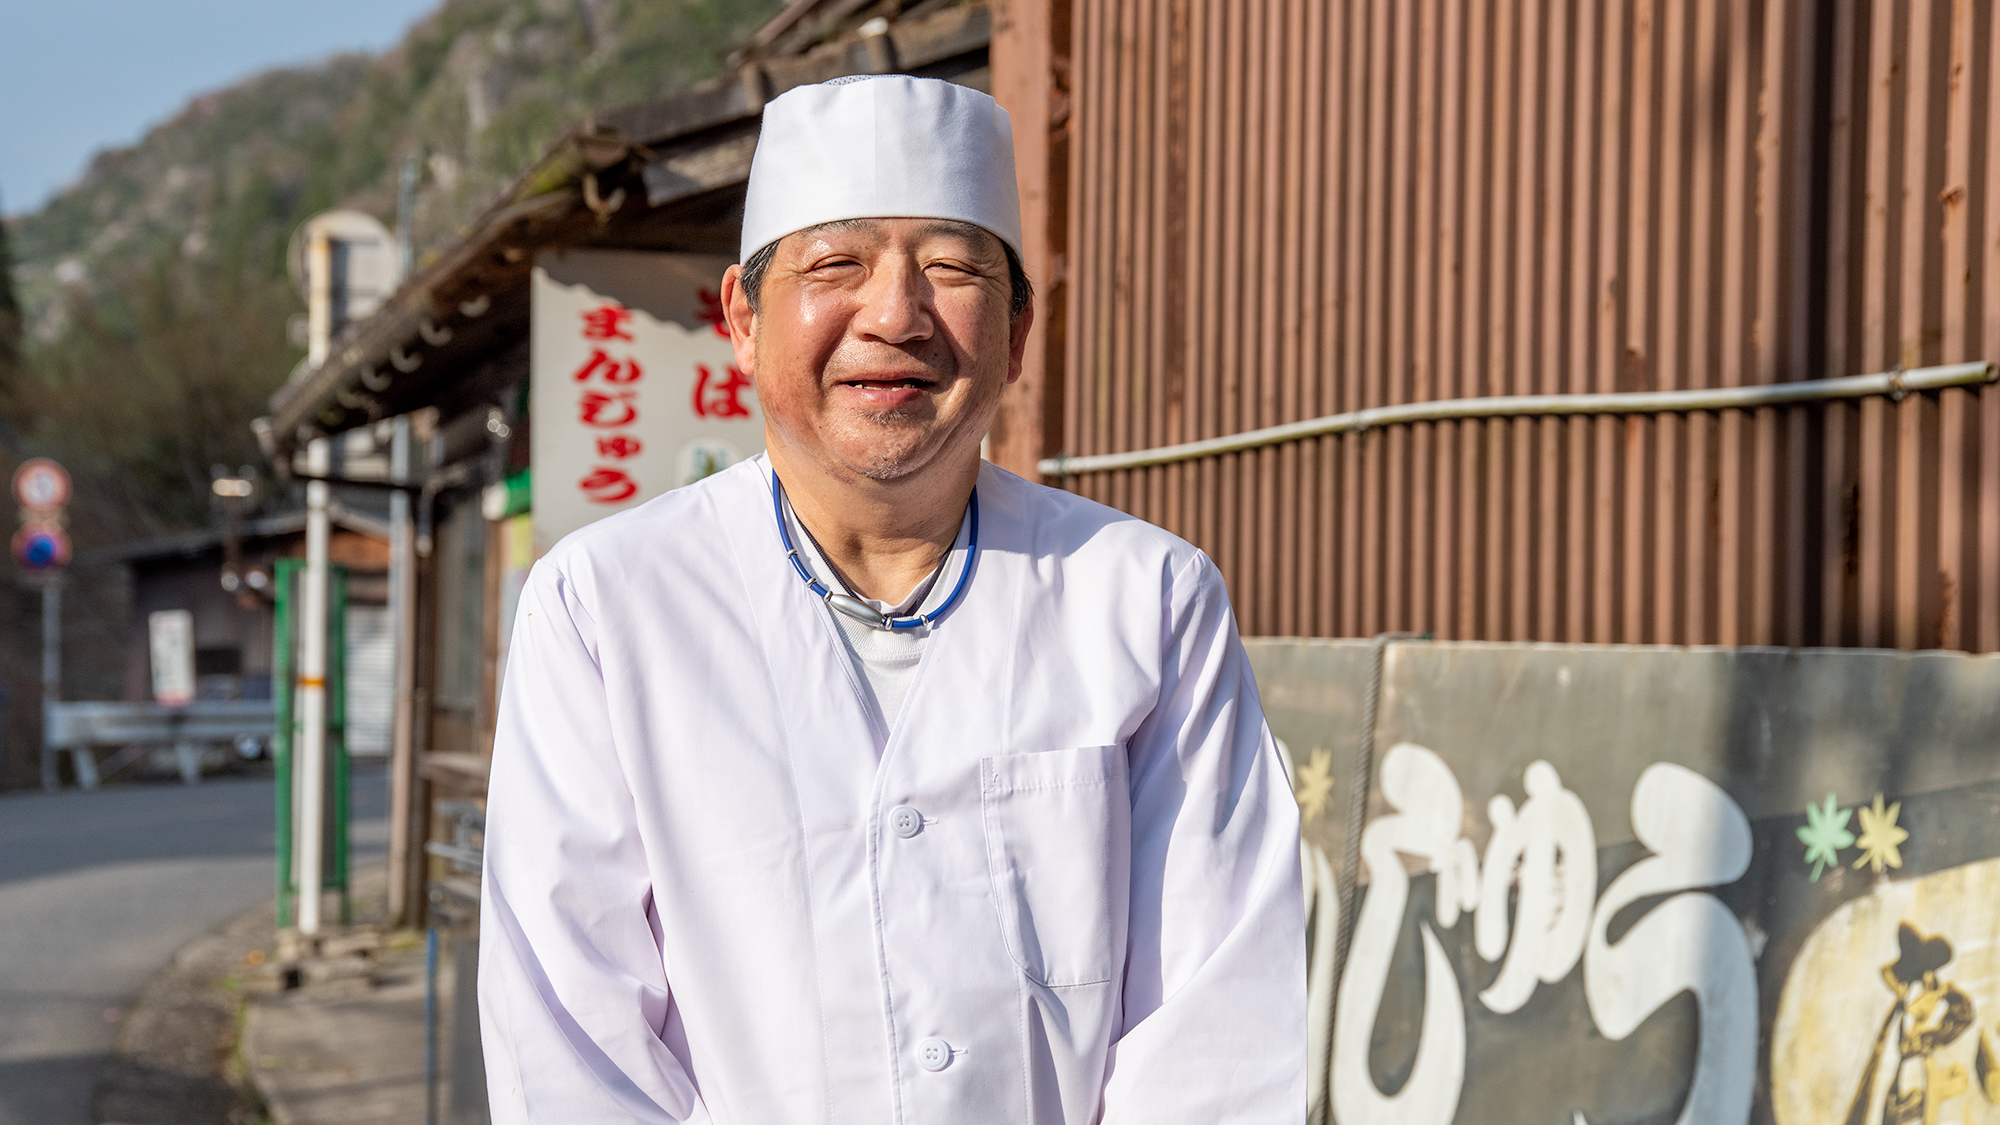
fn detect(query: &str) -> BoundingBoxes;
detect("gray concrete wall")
[1246,639,2000,1125]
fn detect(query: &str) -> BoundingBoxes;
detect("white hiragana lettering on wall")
[1322,747,1757,1125]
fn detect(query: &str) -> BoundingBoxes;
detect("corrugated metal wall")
[1053,0,2000,650]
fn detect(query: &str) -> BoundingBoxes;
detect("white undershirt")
[778,486,973,733]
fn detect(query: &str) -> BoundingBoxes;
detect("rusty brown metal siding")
[1049,0,2000,650]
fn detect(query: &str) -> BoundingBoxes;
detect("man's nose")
[854,258,934,345]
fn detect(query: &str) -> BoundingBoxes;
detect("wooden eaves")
[75,506,391,569]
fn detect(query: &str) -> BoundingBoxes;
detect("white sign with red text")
[530,249,761,553]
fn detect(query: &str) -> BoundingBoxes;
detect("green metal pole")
[273,558,302,930]
[329,565,351,924]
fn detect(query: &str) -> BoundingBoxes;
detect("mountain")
[0,0,787,786]
[2,0,787,537]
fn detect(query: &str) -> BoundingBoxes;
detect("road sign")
[13,523,70,569]
[13,459,70,512]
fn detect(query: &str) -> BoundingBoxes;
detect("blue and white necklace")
[771,473,979,632]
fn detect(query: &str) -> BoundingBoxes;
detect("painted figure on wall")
[1774,856,2000,1125]
[1847,923,1976,1125]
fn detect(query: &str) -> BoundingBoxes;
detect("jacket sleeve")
[1101,550,1307,1122]
[478,559,712,1124]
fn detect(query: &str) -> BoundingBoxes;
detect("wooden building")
[76,506,390,758]
[259,6,2000,1120]
[986,0,2000,651]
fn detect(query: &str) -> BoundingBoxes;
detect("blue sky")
[0,0,442,217]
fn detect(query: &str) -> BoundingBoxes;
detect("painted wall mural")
[1773,859,2000,1125]
[1248,641,2000,1125]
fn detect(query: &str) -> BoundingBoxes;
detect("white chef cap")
[738,74,1022,263]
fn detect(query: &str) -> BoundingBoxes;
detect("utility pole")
[387,416,417,923]
[298,438,332,935]
[389,167,421,925]
[397,153,420,279]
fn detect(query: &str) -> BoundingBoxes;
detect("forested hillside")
[0,0,785,783]
[2,0,784,541]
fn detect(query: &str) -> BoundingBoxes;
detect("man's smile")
[834,369,943,409]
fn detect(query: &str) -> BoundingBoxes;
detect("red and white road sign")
[13,459,70,513]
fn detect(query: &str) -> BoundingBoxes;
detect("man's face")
[722,217,1032,484]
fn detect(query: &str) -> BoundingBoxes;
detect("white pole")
[298,437,331,935]
[387,416,417,922]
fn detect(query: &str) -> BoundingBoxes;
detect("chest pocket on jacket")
[980,744,1131,988]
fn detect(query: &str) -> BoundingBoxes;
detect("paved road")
[0,764,388,1125]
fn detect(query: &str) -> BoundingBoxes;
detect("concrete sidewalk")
[101,864,488,1125]
[242,928,434,1125]
[236,859,491,1125]
[90,877,443,1125]
[237,863,489,1125]
[91,901,270,1125]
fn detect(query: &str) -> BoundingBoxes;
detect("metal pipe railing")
[1037,360,1998,478]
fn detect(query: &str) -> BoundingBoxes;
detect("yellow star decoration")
[1294,747,1335,823]
[1852,793,1908,874]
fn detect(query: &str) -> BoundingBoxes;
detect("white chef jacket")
[479,456,1306,1124]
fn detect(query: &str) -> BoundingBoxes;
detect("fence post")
[330,564,351,925]
[273,558,302,929]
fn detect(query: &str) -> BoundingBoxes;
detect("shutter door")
[344,603,395,757]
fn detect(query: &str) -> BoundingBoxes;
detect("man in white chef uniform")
[481,75,1305,1123]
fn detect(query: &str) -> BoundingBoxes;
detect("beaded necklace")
[771,473,978,631]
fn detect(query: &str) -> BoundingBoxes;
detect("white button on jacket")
[479,458,1306,1124]
[916,1037,952,1072]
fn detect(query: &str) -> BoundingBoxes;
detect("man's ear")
[720,263,757,376]
[1005,295,1036,387]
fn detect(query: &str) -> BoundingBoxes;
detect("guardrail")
[44,700,275,788]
